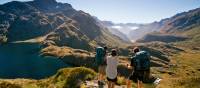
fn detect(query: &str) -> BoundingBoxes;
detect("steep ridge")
[160,8,200,33]
[136,7,200,43]
[0,0,126,50]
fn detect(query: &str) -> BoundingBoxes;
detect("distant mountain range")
[103,7,200,43]
[137,7,200,43]
[101,21,142,42]
[128,22,163,41]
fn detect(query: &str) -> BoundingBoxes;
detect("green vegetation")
[0,67,97,88]
[116,76,127,85]
[0,36,7,44]
[175,26,200,49]
[156,50,200,88]
[0,0,200,88]
[54,67,96,88]
[0,81,21,88]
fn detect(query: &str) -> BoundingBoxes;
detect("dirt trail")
[85,80,127,88]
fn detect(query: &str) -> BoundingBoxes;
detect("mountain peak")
[34,0,57,5]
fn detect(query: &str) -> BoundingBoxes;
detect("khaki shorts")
[98,65,106,75]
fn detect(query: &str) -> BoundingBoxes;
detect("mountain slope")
[0,0,128,80]
[101,21,131,42]
[108,28,130,42]
[160,8,200,33]
[136,7,200,43]
[174,25,200,49]
[137,32,188,43]
[129,22,164,41]
[0,0,126,50]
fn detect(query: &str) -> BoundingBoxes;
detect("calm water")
[0,43,69,79]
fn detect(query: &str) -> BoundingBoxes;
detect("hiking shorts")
[135,70,145,81]
[107,77,117,83]
[129,69,150,82]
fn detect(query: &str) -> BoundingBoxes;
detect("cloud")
[130,26,138,30]
[111,26,122,29]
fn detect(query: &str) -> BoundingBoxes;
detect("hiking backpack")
[95,47,106,65]
[132,51,150,70]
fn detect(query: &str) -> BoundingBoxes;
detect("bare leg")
[108,81,112,88]
[127,79,131,88]
[98,75,99,80]
[98,66,105,81]
[98,67,102,81]
[98,73,100,80]
[100,73,104,81]
[111,82,115,88]
[139,81,143,88]
[137,80,140,88]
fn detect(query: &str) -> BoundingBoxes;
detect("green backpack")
[95,47,106,65]
[133,51,150,70]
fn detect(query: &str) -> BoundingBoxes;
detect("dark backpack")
[95,47,105,65]
[132,51,150,70]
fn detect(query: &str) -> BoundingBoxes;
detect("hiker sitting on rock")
[127,47,151,88]
[106,49,119,88]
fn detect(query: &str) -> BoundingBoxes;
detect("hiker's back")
[106,56,118,79]
[133,51,150,71]
[129,50,151,85]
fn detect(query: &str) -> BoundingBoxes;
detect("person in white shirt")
[106,49,119,88]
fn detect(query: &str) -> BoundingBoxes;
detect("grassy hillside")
[0,67,96,88]
[146,25,200,87]
[0,39,199,88]
[0,0,128,51]
[174,26,200,49]
[137,33,188,43]
[157,50,200,88]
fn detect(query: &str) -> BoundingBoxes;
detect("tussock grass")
[157,50,200,88]
[41,45,93,58]
[0,81,21,88]
[0,67,97,88]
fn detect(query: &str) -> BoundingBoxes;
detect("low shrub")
[0,81,21,88]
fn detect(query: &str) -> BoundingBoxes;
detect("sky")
[0,0,200,23]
